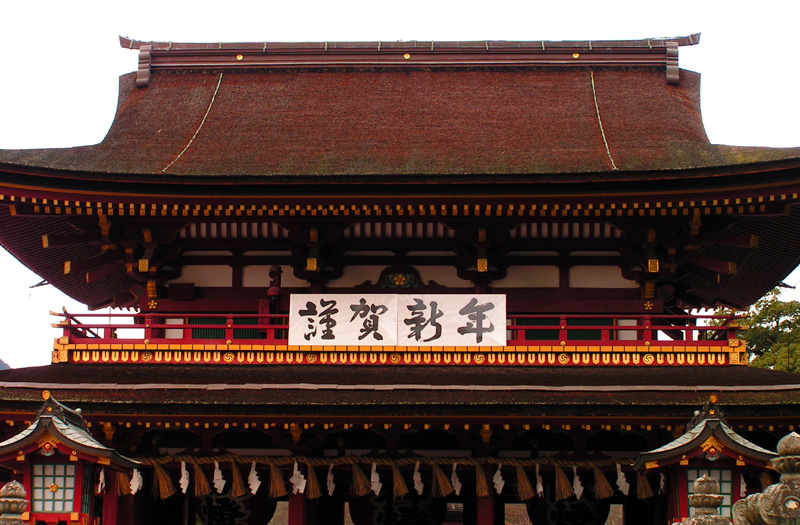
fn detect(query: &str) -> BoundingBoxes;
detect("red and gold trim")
[54,343,744,366]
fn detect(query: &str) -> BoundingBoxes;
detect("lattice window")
[687,468,733,517]
[32,463,75,513]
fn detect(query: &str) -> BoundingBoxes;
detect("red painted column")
[102,472,119,525]
[476,466,496,525]
[288,491,305,525]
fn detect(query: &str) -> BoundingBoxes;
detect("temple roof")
[0,393,138,470]
[0,36,797,181]
[0,365,798,419]
[633,400,776,470]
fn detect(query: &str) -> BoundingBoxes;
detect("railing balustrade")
[52,312,741,348]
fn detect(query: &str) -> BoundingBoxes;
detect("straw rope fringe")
[431,463,454,498]
[350,462,371,498]
[229,460,246,499]
[636,472,654,500]
[116,471,132,497]
[269,463,287,498]
[193,462,211,497]
[760,471,774,491]
[305,465,322,500]
[592,466,615,500]
[554,466,575,501]
[124,453,637,501]
[151,461,177,500]
[474,462,490,498]
[515,466,535,502]
[391,462,409,499]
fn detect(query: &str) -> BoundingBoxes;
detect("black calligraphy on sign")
[457,297,495,343]
[349,298,389,341]
[404,298,444,342]
[299,299,339,340]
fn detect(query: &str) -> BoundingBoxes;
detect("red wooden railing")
[53,311,741,348]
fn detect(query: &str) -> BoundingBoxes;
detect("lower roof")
[0,364,797,420]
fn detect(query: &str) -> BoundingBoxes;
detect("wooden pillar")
[476,465,497,524]
[102,472,119,525]
[288,491,305,525]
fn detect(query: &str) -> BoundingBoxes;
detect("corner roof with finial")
[633,394,776,471]
[0,390,137,471]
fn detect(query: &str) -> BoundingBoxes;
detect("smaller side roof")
[0,391,137,471]
[633,398,776,471]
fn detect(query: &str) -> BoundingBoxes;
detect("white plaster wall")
[414,266,468,287]
[327,266,384,288]
[493,266,559,288]
[241,265,309,288]
[569,266,638,288]
[172,265,232,287]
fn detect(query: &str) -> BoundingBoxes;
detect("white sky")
[0,0,798,368]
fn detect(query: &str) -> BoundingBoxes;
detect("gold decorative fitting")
[49,483,58,493]
[648,259,660,273]
[42,390,51,400]
[560,341,566,346]
[138,259,149,272]
[643,301,654,311]
[236,54,244,61]
[572,53,580,59]
[403,53,411,60]
[148,300,158,310]
[306,258,318,271]
[477,258,488,272]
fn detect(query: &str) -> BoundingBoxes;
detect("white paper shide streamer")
[289,462,307,494]
[451,464,462,496]
[370,463,383,496]
[492,464,505,494]
[130,469,143,495]
[213,461,226,494]
[97,468,106,495]
[327,465,336,496]
[413,462,424,495]
[535,464,544,497]
[248,462,261,495]
[616,464,630,496]
[740,474,747,498]
[179,462,190,494]
[572,467,584,500]
[659,473,666,495]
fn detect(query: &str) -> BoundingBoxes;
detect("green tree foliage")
[718,288,800,373]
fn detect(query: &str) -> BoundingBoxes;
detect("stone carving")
[733,432,800,525]
[0,480,28,525]
[675,474,733,524]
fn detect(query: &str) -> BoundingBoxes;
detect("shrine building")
[0,34,799,525]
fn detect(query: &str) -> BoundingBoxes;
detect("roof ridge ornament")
[687,394,726,430]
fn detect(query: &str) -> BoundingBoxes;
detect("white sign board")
[289,294,506,347]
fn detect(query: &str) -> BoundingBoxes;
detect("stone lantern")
[677,474,733,524]
[733,432,800,525]
[0,480,28,525]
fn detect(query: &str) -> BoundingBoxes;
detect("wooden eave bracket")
[666,41,679,85]
[136,45,152,88]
